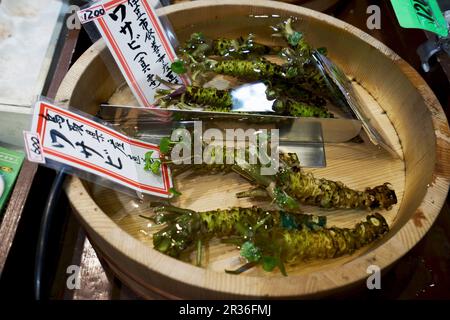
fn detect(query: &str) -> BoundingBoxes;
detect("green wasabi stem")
[296,63,331,96]
[236,188,269,199]
[149,204,389,275]
[276,165,398,210]
[177,20,331,98]
[185,56,331,99]
[180,56,297,82]
[180,32,279,60]
[232,151,395,211]
[270,18,331,97]
[155,85,233,111]
[159,140,239,177]
[234,212,389,275]
[265,82,327,107]
[254,213,389,264]
[272,98,333,118]
[212,36,277,58]
[160,131,397,211]
[237,161,397,211]
[155,84,333,118]
[184,86,233,111]
[148,205,327,258]
[271,17,314,65]
[196,239,203,267]
[206,58,287,81]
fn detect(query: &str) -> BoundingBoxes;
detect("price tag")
[24,131,46,164]
[25,100,173,198]
[391,0,448,37]
[77,0,188,107]
[78,3,106,24]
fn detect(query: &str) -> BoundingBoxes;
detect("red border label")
[79,0,189,107]
[35,102,171,196]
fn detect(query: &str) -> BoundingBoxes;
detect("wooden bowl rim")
[58,0,450,298]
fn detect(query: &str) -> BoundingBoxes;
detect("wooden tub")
[56,0,450,298]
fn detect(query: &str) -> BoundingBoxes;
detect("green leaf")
[278,260,288,277]
[143,150,161,175]
[171,60,187,75]
[287,31,302,46]
[261,256,278,272]
[138,214,155,222]
[145,150,154,159]
[159,137,172,154]
[150,160,161,175]
[240,241,262,262]
[143,151,154,171]
[169,187,182,197]
[274,187,299,211]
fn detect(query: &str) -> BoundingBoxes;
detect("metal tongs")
[100,50,397,167]
[311,51,397,157]
[99,103,362,168]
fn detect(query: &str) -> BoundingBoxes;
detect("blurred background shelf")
[0,0,67,147]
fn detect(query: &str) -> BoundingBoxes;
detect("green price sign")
[391,0,448,37]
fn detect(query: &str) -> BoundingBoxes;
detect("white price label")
[23,131,46,164]
[77,0,188,107]
[78,4,106,23]
[28,101,173,198]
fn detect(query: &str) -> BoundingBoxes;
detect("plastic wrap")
[77,0,188,107]
[24,97,174,200]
